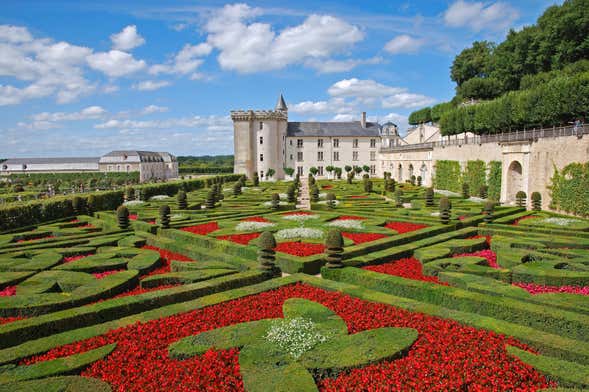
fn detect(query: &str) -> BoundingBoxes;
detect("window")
[259,122,263,130]
[317,151,324,161]
[370,165,376,175]
[317,138,323,148]
[289,154,293,161]
[370,139,376,148]
[370,151,376,161]
[333,151,339,161]
[297,139,303,148]
[297,151,303,162]
[260,171,264,179]
[353,151,359,161]
[289,140,293,146]
[297,166,304,176]
[318,166,324,176]
[259,136,263,145]
[333,138,339,148]
[260,154,264,162]
[353,139,359,148]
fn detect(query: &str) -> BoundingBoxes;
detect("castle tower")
[231,94,288,181]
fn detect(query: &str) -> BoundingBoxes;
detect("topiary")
[410,175,416,185]
[87,194,96,216]
[125,187,135,201]
[233,182,242,196]
[325,229,344,268]
[308,174,316,186]
[531,192,542,211]
[253,172,260,187]
[462,183,470,199]
[216,184,224,201]
[479,185,488,199]
[205,190,216,209]
[417,176,422,186]
[363,179,373,193]
[72,196,84,215]
[326,192,336,209]
[395,189,404,207]
[287,184,296,203]
[439,196,451,224]
[425,187,434,207]
[159,204,171,228]
[116,205,130,229]
[271,193,280,210]
[310,185,319,202]
[347,172,354,184]
[258,231,277,273]
[385,178,396,193]
[483,200,495,223]
[516,191,527,208]
[177,191,187,210]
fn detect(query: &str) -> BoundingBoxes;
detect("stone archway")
[398,164,403,182]
[506,160,523,202]
[420,164,427,184]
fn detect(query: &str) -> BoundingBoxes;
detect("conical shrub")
[531,192,542,211]
[87,194,96,216]
[325,229,344,268]
[439,196,451,224]
[425,187,434,207]
[483,201,494,223]
[258,231,277,272]
[271,193,280,210]
[310,185,319,202]
[479,185,488,199]
[72,196,84,215]
[287,184,296,203]
[116,205,130,229]
[516,191,527,208]
[159,205,171,228]
[462,183,470,199]
[326,193,336,209]
[205,190,216,209]
[395,189,403,207]
[177,191,187,210]
[233,182,242,196]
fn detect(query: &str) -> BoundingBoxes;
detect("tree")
[159,205,171,228]
[284,167,295,177]
[344,165,352,173]
[326,165,334,178]
[177,191,187,209]
[439,197,451,224]
[353,166,363,175]
[258,231,278,274]
[287,184,296,203]
[408,107,432,125]
[450,41,494,86]
[457,77,502,100]
[362,165,370,174]
[309,167,319,176]
[266,168,275,179]
[334,167,343,179]
[116,206,130,229]
[325,230,344,268]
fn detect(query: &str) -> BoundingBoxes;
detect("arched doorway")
[420,164,427,183]
[409,164,414,179]
[506,161,523,202]
[398,164,403,182]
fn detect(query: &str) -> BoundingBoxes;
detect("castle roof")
[275,94,288,111]
[286,121,380,137]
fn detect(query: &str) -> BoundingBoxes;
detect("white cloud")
[132,80,171,91]
[328,78,403,100]
[87,50,146,77]
[149,43,211,76]
[204,4,364,73]
[94,115,232,132]
[0,25,32,43]
[444,1,519,32]
[31,106,107,122]
[110,25,145,51]
[384,35,424,54]
[382,93,435,109]
[141,105,168,114]
[305,57,382,73]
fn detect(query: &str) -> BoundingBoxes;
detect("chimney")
[361,112,366,128]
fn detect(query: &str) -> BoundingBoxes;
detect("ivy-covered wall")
[549,162,589,217]
[487,161,502,201]
[463,160,487,196]
[433,160,502,201]
[433,161,462,192]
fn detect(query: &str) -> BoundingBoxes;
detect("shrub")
[159,205,171,228]
[266,168,275,179]
[287,184,296,203]
[479,185,489,199]
[325,229,344,268]
[363,179,373,193]
[125,187,135,201]
[483,201,495,223]
[334,167,342,179]
[258,231,277,272]
[284,167,295,177]
[385,179,396,193]
[72,196,84,215]
[488,161,502,201]
[233,182,242,196]
[434,161,462,192]
[417,176,422,186]
[177,191,187,210]
[309,167,318,176]
[439,197,451,224]
[347,172,354,184]
[425,188,434,207]
[410,175,416,185]
[531,192,542,211]
[310,185,319,203]
[87,194,96,216]
[516,191,527,207]
[326,193,336,209]
[205,190,216,209]
[116,205,130,229]
[253,172,260,186]
[462,183,470,199]
[395,189,404,208]
[464,160,487,198]
[344,165,352,173]
[271,193,280,210]
[548,162,589,217]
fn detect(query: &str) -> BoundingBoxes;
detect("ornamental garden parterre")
[0,174,588,391]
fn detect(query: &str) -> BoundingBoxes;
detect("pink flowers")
[454,249,499,269]
[0,286,16,296]
[514,282,589,296]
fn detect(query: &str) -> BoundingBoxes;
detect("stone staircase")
[296,177,311,210]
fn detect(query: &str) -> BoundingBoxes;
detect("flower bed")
[275,242,325,257]
[241,216,270,223]
[181,222,220,236]
[337,215,366,221]
[275,228,324,240]
[321,185,333,190]
[326,219,364,230]
[0,286,16,297]
[342,232,387,245]
[16,235,55,243]
[63,254,94,264]
[141,245,195,277]
[129,214,138,221]
[282,211,314,216]
[384,221,428,234]
[349,195,367,199]
[235,221,275,231]
[217,232,261,245]
[23,284,551,391]
[282,214,319,223]
[93,270,124,279]
[454,249,499,269]
[0,316,27,325]
[514,282,589,296]
[363,258,449,285]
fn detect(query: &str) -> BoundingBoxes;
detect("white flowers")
[123,200,144,206]
[149,195,170,201]
[541,217,581,226]
[468,196,485,203]
[282,214,319,223]
[265,317,329,359]
[263,201,288,207]
[327,219,364,230]
[235,221,276,231]
[275,228,324,240]
[435,190,460,197]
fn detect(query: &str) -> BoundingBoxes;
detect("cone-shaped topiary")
[516,191,527,208]
[395,189,404,207]
[417,176,422,186]
[310,185,319,202]
[410,175,416,185]
[205,190,216,209]
[462,183,470,199]
[363,179,373,193]
[177,191,187,210]
[233,182,242,197]
[271,193,280,210]
[287,184,296,203]
[87,194,96,216]
[253,172,260,187]
[325,229,344,268]
[159,205,171,228]
[483,201,494,223]
[385,178,396,192]
[125,187,134,201]
[439,196,451,224]
[479,185,488,199]
[425,187,434,207]
[308,174,316,186]
[531,192,542,211]
[347,172,354,184]
[216,184,224,201]
[116,205,130,229]
[258,231,277,272]
[326,192,336,209]
[72,196,84,215]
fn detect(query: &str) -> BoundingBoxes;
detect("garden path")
[296,177,311,210]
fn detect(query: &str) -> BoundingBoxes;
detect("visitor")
[573,118,584,138]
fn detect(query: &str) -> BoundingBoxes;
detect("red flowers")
[217,232,261,245]
[241,216,270,223]
[0,316,27,325]
[454,249,499,269]
[349,195,367,199]
[385,221,428,234]
[181,222,220,236]
[141,245,195,277]
[93,270,124,279]
[17,235,55,243]
[0,286,16,297]
[363,258,449,285]
[282,211,313,216]
[342,232,387,244]
[513,215,538,226]
[321,185,333,190]
[23,284,552,391]
[275,241,325,257]
[129,214,138,221]
[63,253,93,264]
[337,215,366,221]
[514,282,589,296]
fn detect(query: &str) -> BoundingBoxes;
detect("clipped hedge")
[433,161,462,192]
[549,162,589,217]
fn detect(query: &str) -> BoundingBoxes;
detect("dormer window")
[259,122,263,130]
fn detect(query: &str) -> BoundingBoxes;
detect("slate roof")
[275,94,288,111]
[286,121,381,137]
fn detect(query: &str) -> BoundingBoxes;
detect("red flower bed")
[23,284,552,391]
[363,258,449,285]
[454,249,499,269]
[342,232,387,244]
[141,245,195,278]
[180,222,220,236]
[282,211,313,216]
[385,221,428,234]
[513,215,539,226]
[321,185,333,190]
[17,235,55,243]
[241,216,270,223]
[349,195,367,199]
[63,253,94,264]
[148,220,156,225]
[514,282,589,296]
[217,232,261,245]
[129,214,138,221]
[0,286,16,297]
[0,316,27,325]
[274,241,325,257]
[70,219,80,223]
[468,234,492,246]
[93,270,124,279]
[337,215,366,221]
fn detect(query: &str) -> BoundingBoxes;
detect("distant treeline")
[177,155,234,174]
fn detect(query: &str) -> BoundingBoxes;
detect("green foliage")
[258,231,277,272]
[71,196,84,215]
[549,162,589,216]
[233,182,242,197]
[334,167,342,179]
[451,41,494,86]
[177,191,187,210]
[266,169,276,179]
[385,179,396,193]
[310,185,319,203]
[479,185,489,199]
[457,77,502,100]
[430,102,455,123]
[417,176,422,186]
[462,183,470,199]
[483,201,495,223]
[287,185,296,203]
[284,167,295,177]
[116,205,129,229]
[433,161,462,192]
[346,172,354,184]
[362,165,370,173]
[309,167,318,176]
[0,376,112,392]
[408,107,432,125]
[326,193,336,209]
[308,174,316,186]
[271,193,280,210]
[425,188,434,207]
[516,191,527,207]
[531,192,542,211]
[344,165,352,173]
[125,187,135,201]
[253,172,260,187]
[488,161,502,201]
[463,160,487,197]
[395,189,403,208]
[87,194,96,216]
[159,205,171,228]
[363,179,373,193]
[353,166,363,175]
[205,190,216,209]
[410,175,416,186]
[439,197,451,224]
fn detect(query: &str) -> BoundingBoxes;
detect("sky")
[0,0,560,158]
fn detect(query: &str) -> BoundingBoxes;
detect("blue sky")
[0,0,559,157]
